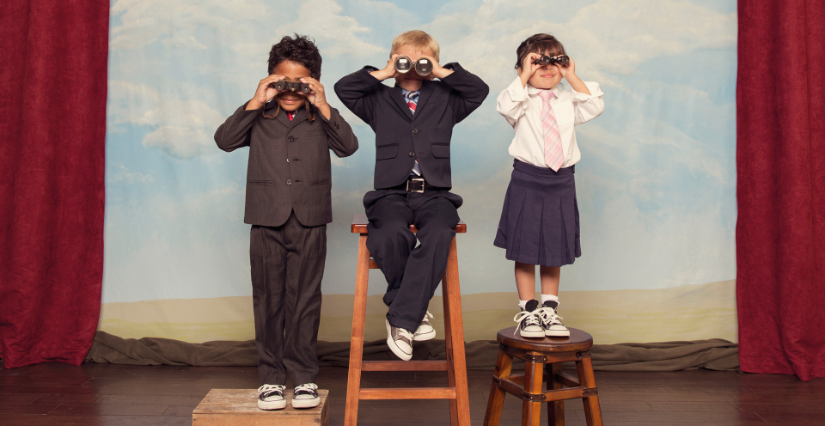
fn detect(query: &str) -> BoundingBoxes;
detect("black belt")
[389,177,440,193]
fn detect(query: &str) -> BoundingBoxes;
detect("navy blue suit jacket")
[334,63,489,189]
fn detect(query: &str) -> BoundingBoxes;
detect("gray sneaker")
[540,300,570,337]
[386,319,414,361]
[292,383,320,409]
[413,311,436,341]
[514,300,545,338]
[257,384,286,410]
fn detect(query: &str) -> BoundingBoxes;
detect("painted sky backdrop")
[103,0,737,303]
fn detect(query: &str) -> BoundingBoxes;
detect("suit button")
[288,136,295,142]
[409,151,415,157]
[412,128,419,134]
[286,179,292,185]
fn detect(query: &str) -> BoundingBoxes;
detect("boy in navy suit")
[334,30,489,360]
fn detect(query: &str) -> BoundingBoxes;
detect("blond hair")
[390,30,440,62]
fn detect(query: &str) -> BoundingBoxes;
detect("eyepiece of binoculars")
[394,56,433,77]
[533,55,570,67]
[271,80,311,94]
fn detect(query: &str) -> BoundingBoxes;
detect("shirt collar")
[527,84,560,98]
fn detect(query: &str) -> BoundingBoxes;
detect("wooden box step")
[193,389,329,426]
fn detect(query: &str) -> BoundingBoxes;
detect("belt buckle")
[406,177,425,193]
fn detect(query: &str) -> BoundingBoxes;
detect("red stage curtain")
[737,0,825,381]
[0,0,109,368]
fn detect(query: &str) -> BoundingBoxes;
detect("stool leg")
[483,348,512,426]
[522,352,544,426]
[546,362,564,426]
[576,352,603,426]
[443,236,471,426]
[344,234,370,426]
[442,274,458,426]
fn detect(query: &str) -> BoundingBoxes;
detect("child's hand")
[423,56,454,79]
[247,74,285,110]
[558,56,576,80]
[519,52,543,87]
[371,55,402,81]
[299,77,327,108]
[299,77,332,120]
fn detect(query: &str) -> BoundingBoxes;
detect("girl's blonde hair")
[391,30,440,62]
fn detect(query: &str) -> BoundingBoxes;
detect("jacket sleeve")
[333,66,383,126]
[214,102,259,152]
[439,62,490,123]
[317,106,359,158]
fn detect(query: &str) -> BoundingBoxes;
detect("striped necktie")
[403,89,422,176]
[538,90,563,171]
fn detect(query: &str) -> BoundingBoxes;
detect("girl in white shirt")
[494,33,604,339]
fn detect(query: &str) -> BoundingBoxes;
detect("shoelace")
[397,327,414,341]
[422,311,434,325]
[295,383,318,394]
[513,310,543,334]
[538,307,563,326]
[258,384,284,399]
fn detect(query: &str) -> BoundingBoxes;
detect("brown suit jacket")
[215,102,358,227]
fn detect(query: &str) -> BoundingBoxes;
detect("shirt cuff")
[506,76,528,103]
[571,81,604,101]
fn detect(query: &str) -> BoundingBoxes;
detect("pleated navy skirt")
[494,159,581,267]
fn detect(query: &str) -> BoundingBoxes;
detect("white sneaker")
[513,300,545,338]
[386,319,414,361]
[257,384,286,410]
[292,383,320,409]
[413,311,436,341]
[540,301,570,337]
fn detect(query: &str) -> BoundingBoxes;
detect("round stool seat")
[497,327,593,353]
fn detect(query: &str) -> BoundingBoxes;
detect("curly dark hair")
[267,34,322,79]
[515,33,566,71]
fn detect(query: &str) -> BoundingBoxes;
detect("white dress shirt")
[496,76,604,168]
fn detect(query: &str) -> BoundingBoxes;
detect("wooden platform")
[193,389,328,426]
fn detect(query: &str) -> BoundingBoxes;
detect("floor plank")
[1,361,823,425]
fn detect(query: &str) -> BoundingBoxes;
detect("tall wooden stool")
[345,214,471,426]
[483,327,603,426]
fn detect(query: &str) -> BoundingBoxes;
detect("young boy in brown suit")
[215,35,358,410]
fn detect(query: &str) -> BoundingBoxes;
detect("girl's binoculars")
[394,56,433,77]
[271,80,311,93]
[533,55,570,67]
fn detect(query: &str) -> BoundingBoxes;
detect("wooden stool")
[345,214,471,426]
[483,327,603,426]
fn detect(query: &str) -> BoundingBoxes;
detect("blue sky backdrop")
[103,0,737,303]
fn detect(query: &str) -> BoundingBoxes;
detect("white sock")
[541,294,559,306]
[518,299,530,310]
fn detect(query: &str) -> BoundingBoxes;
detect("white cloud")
[108,81,226,159]
[428,0,736,90]
[142,126,214,159]
[110,164,154,183]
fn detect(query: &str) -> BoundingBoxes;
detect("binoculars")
[532,55,570,67]
[271,80,311,94]
[394,56,433,77]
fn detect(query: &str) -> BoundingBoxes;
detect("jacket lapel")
[264,100,290,129]
[411,80,434,123]
[288,107,309,129]
[390,85,414,121]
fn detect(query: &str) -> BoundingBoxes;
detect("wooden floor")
[1,361,823,425]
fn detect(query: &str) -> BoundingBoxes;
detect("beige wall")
[98,280,736,344]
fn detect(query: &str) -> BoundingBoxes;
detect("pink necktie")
[538,90,563,171]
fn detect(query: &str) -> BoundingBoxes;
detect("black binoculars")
[394,56,433,77]
[271,80,311,94]
[533,55,570,67]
